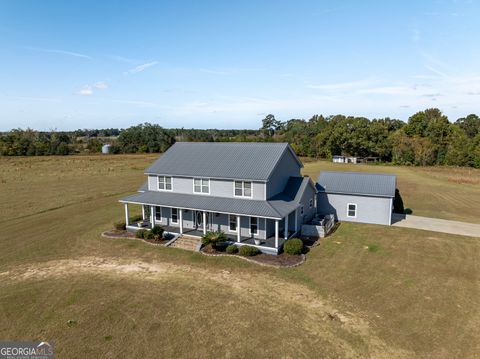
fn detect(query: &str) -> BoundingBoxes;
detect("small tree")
[201,231,226,248]
[151,225,164,240]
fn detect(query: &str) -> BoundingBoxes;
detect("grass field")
[0,154,479,358]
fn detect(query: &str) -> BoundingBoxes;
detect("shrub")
[144,231,155,240]
[284,238,303,255]
[151,225,164,240]
[226,245,238,254]
[114,221,126,230]
[201,231,226,248]
[136,229,147,239]
[239,245,260,256]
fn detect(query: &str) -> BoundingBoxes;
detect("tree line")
[1,108,479,168]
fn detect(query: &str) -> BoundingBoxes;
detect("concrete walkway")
[392,214,480,238]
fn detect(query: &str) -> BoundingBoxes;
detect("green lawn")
[0,155,479,358]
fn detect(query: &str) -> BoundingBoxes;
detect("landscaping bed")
[200,243,305,268]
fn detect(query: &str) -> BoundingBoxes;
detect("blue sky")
[0,0,479,130]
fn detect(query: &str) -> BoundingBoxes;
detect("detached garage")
[316,171,396,226]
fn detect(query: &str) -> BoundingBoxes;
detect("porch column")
[284,214,289,239]
[203,211,207,235]
[295,208,298,233]
[275,220,279,248]
[179,209,183,234]
[237,215,241,243]
[150,206,155,228]
[142,205,145,220]
[124,203,129,226]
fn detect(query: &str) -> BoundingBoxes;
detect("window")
[250,217,258,235]
[229,215,237,231]
[300,206,304,215]
[234,181,252,197]
[194,178,209,194]
[158,176,172,191]
[171,208,178,223]
[309,198,313,208]
[155,206,162,221]
[347,203,357,218]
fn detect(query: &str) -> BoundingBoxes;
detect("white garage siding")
[317,192,393,226]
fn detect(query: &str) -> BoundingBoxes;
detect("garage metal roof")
[317,171,396,198]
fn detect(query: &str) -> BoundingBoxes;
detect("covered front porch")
[122,202,298,254]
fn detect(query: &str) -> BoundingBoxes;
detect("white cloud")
[94,81,108,89]
[305,79,375,91]
[78,85,93,96]
[124,61,159,75]
[24,46,91,59]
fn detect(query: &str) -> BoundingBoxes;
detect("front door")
[194,211,210,231]
[195,211,203,230]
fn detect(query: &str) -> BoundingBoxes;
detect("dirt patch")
[0,256,411,358]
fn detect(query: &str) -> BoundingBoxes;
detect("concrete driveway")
[392,214,480,238]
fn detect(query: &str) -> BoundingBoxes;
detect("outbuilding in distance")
[316,171,396,226]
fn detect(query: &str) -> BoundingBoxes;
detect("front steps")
[168,235,201,251]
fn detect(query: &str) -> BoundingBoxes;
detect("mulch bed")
[200,245,305,267]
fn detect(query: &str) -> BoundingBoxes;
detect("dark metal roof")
[120,191,286,218]
[121,176,313,219]
[145,142,302,181]
[317,171,396,198]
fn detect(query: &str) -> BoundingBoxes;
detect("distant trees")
[1,108,480,168]
[116,123,174,153]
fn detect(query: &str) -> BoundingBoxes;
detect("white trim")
[347,203,357,218]
[193,177,210,195]
[274,220,279,248]
[249,216,259,236]
[228,214,237,232]
[233,180,253,198]
[119,200,282,220]
[124,203,129,226]
[171,208,179,224]
[157,176,173,191]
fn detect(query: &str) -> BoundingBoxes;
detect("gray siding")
[148,175,265,200]
[317,193,392,225]
[266,150,302,199]
[152,207,267,239]
[296,182,316,226]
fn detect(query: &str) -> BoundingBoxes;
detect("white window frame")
[155,206,162,221]
[249,216,259,235]
[193,178,210,194]
[233,181,253,198]
[171,208,178,224]
[347,203,357,218]
[158,176,172,191]
[228,214,237,232]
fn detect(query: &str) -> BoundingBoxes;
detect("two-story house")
[120,142,316,254]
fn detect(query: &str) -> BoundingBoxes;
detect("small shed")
[316,171,396,225]
[101,144,111,154]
